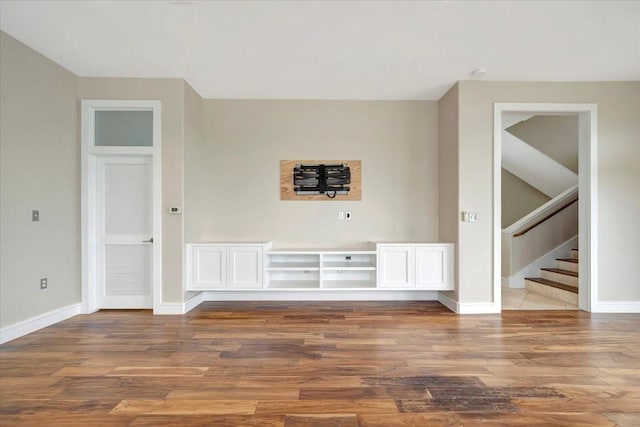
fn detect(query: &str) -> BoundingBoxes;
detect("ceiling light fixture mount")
[472,68,488,78]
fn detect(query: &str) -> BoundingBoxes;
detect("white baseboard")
[457,302,501,314]
[591,301,640,313]
[0,303,81,345]
[437,292,458,313]
[185,292,204,313]
[153,292,205,315]
[202,290,438,301]
[153,303,185,315]
[437,293,501,314]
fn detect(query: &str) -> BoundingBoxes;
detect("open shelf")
[322,280,376,289]
[264,249,378,290]
[268,281,320,289]
[266,262,320,271]
[323,261,375,270]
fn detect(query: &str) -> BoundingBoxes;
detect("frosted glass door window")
[95,110,153,146]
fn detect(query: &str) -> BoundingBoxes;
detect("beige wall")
[0,32,80,327]
[79,77,186,303]
[501,169,550,228]
[458,81,640,303]
[437,83,459,299]
[195,100,439,247]
[508,115,579,173]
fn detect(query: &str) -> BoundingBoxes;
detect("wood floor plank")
[111,399,257,415]
[284,414,358,427]
[255,399,399,415]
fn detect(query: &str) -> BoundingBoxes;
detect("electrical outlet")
[40,278,47,289]
[345,256,352,260]
[32,210,40,221]
[338,212,344,220]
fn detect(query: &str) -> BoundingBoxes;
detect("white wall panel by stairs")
[502,130,578,197]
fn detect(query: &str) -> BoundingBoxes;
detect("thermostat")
[169,207,182,214]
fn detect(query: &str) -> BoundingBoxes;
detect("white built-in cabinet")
[264,250,377,289]
[186,242,453,292]
[377,243,454,290]
[187,243,270,290]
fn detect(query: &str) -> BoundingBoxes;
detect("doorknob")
[142,237,154,243]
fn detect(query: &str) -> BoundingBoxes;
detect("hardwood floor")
[1,301,639,426]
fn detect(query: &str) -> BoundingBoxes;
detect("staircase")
[524,248,579,307]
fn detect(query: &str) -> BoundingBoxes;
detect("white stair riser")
[570,249,579,260]
[525,280,578,305]
[556,260,579,273]
[540,270,578,287]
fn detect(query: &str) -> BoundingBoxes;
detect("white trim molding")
[437,293,501,314]
[81,100,162,314]
[153,292,205,315]
[437,292,458,313]
[591,302,640,313]
[202,290,439,302]
[494,103,598,313]
[457,302,501,314]
[0,304,81,344]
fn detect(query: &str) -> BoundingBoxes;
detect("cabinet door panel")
[415,245,452,290]
[378,246,414,288]
[229,246,263,289]
[193,246,227,289]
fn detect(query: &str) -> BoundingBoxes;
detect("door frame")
[81,100,162,313]
[493,103,598,312]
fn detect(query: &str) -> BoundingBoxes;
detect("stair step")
[525,278,579,305]
[540,268,578,287]
[556,257,579,272]
[525,277,578,293]
[570,248,579,260]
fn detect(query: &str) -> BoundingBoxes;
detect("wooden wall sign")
[280,160,361,201]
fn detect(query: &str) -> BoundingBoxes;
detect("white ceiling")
[1,0,639,100]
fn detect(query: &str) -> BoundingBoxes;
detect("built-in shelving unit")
[264,250,377,290]
[186,242,454,293]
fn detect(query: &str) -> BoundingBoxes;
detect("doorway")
[494,103,597,312]
[81,100,162,312]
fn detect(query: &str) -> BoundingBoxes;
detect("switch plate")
[461,211,479,222]
[40,278,47,289]
[32,210,39,221]
[338,212,344,220]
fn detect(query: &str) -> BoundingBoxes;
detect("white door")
[96,156,153,308]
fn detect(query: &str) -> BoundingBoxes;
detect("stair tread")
[556,258,578,263]
[526,277,578,294]
[541,267,578,277]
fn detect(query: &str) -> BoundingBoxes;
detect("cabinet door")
[378,246,414,288]
[192,246,227,290]
[229,246,263,289]
[415,245,452,290]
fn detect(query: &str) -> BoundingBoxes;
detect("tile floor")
[502,287,578,310]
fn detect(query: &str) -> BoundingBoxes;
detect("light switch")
[32,210,39,221]
[461,211,478,222]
